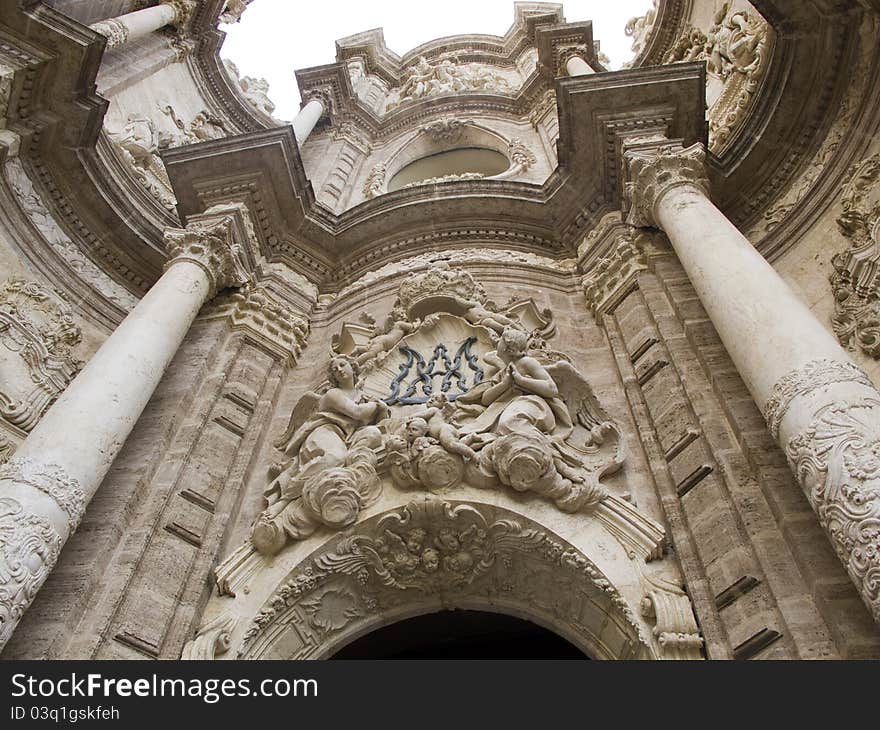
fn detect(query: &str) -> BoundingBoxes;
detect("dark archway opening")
[331,610,589,659]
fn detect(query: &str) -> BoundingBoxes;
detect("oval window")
[388,147,509,191]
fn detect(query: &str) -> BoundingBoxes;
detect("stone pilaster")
[624,138,880,624]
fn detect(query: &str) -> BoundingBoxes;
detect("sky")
[219,0,656,121]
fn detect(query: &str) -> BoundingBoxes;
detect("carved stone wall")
[590,232,880,658]
[2,299,305,659]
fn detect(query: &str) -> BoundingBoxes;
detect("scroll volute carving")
[252,264,625,557]
[0,279,82,433]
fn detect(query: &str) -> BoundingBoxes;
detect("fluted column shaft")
[0,208,254,649]
[626,140,880,623]
[292,98,325,144]
[90,2,191,49]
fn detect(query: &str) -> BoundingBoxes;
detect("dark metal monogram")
[383,338,484,405]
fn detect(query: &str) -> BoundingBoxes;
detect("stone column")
[90,1,194,50]
[292,96,326,144]
[0,205,255,649]
[625,139,880,623]
[565,55,595,76]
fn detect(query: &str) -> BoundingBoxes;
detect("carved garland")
[762,358,874,440]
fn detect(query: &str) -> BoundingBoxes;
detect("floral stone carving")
[0,279,82,433]
[664,2,771,153]
[830,152,880,358]
[252,265,623,556]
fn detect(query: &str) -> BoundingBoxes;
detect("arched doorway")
[330,609,589,659]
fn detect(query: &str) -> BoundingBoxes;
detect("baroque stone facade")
[0,0,879,661]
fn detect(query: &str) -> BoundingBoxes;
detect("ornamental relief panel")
[183,263,700,660]
[830,152,880,358]
[0,279,82,439]
[251,263,626,556]
[663,1,771,154]
[385,54,519,111]
[190,500,700,660]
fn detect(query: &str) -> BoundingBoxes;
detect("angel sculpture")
[385,409,467,492]
[407,392,477,461]
[252,355,389,555]
[349,310,419,367]
[452,294,521,335]
[457,327,622,511]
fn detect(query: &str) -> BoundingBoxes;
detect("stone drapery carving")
[240,500,648,658]
[253,355,388,555]
[624,141,710,228]
[663,2,771,152]
[830,153,880,357]
[0,497,63,649]
[106,115,177,211]
[0,279,82,433]
[389,55,514,108]
[252,265,623,556]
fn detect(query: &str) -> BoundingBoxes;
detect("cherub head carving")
[498,326,530,361]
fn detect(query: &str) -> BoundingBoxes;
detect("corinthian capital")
[163,203,257,298]
[624,140,709,228]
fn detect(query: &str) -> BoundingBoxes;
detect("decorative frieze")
[581,227,647,319]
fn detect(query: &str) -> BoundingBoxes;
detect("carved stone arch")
[188,492,706,661]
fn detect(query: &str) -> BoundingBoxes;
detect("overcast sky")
[219,0,655,120]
